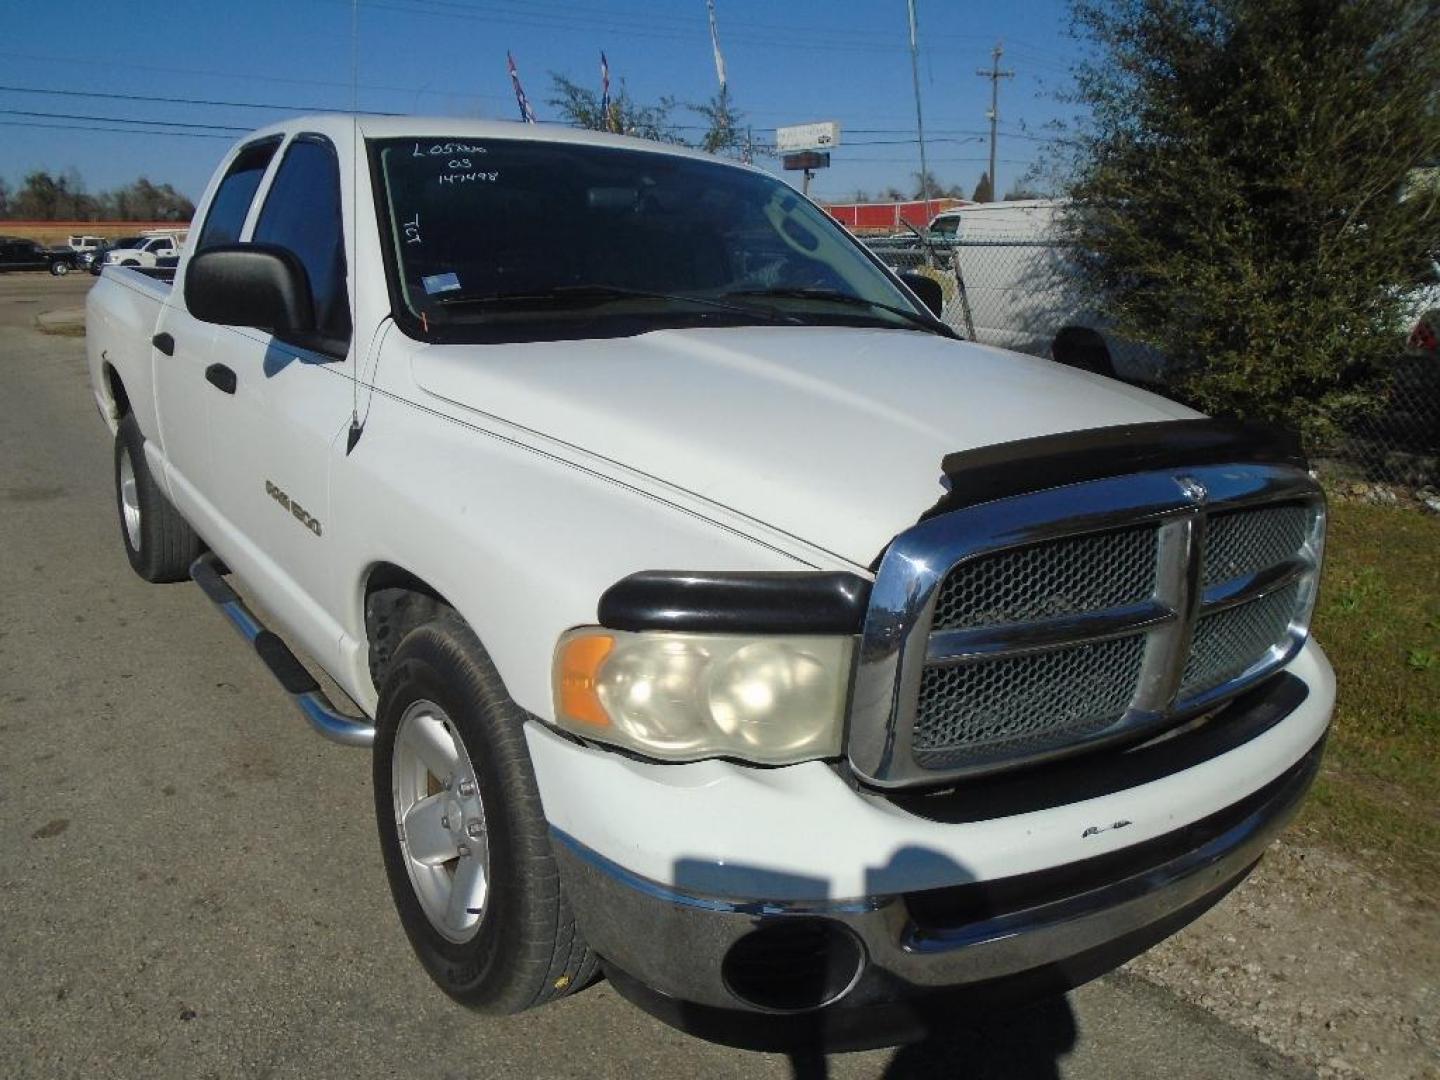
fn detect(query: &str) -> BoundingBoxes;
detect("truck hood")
[412,326,1199,567]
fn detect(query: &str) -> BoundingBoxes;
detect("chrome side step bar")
[190,554,375,748]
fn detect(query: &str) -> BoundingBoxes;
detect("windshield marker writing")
[438,171,500,186]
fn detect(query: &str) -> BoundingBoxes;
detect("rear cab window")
[196,137,282,250]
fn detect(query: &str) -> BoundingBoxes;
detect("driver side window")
[253,135,352,348]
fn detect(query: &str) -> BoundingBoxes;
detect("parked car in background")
[866,200,1168,382]
[0,236,77,275]
[86,242,114,275]
[67,234,107,256]
[101,233,181,269]
[1403,258,1440,356]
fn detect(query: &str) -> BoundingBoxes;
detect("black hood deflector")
[923,419,1306,523]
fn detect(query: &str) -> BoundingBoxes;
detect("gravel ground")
[1127,838,1440,1078]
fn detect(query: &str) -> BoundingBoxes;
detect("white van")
[924,200,1163,382]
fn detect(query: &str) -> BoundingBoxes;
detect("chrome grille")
[931,526,1157,631]
[850,463,1325,787]
[1203,505,1311,586]
[913,634,1147,769]
[1180,583,1300,699]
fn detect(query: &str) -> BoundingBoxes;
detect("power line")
[0,49,508,105]
[0,82,1073,146]
[0,83,398,116]
[0,107,248,133]
[0,119,235,140]
[309,0,946,54]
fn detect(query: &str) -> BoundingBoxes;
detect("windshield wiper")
[723,287,952,335]
[433,283,801,323]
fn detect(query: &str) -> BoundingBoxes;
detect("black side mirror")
[898,271,945,319]
[185,244,315,334]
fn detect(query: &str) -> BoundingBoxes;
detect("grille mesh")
[930,526,1157,632]
[913,634,1147,768]
[1180,584,1300,699]
[1203,505,1311,587]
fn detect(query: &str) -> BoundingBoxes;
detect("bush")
[1063,0,1440,444]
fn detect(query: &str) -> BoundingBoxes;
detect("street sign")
[782,151,830,172]
[775,121,841,153]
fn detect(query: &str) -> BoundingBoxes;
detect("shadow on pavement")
[786,995,1078,1080]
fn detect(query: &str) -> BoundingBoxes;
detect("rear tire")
[374,610,598,1013]
[113,414,204,583]
[50,261,70,277]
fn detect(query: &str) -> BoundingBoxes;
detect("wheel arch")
[360,560,463,695]
[103,362,133,420]
[1051,325,1116,377]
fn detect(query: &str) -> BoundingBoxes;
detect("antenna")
[347,0,363,454]
[906,0,931,217]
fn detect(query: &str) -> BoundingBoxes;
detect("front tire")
[374,611,598,1012]
[50,261,70,277]
[113,414,203,582]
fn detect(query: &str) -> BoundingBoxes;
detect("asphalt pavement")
[0,272,1312,1079]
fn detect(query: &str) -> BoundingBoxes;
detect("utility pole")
[976,42,1014,202]
[906,0,931,216]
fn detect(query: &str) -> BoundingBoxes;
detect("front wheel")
[374,611,598,1012]
[113,414,203,582]
[50,261,70,276]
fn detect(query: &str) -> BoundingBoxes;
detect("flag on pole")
[705,0,727,90]
[600,51,615,133]
[507,50,536,124]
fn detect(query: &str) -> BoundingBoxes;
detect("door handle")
[152,332,175,356]
[205,364,237,395]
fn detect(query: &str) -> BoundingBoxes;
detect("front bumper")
[548,675,1327,1050]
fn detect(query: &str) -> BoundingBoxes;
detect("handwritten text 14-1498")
[439,171,500,186]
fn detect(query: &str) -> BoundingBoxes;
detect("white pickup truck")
[87,115,1333,1050]
[100,232,184,270]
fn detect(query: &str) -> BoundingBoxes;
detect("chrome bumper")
[553,733,1323,1045]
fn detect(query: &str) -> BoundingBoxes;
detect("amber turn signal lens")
[557,634,614,727]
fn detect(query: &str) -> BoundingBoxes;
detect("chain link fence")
[866,235,1440,490]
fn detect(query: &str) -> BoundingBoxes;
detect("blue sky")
[0,0,1081,206]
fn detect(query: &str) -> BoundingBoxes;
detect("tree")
[911,171,965,200]
[689,86,748,158]
[1063,0,1440,441]
[547,74,681,144]
[971,171,993,203]
[0,177,10,219]
[1003,184,1047,201]
[13,171,61,219]
[59,166,96,220]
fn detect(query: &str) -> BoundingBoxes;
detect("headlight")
[553,628,853,764]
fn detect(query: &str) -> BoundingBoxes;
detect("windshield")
[114,236,142,248]
[372,137,938,342]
